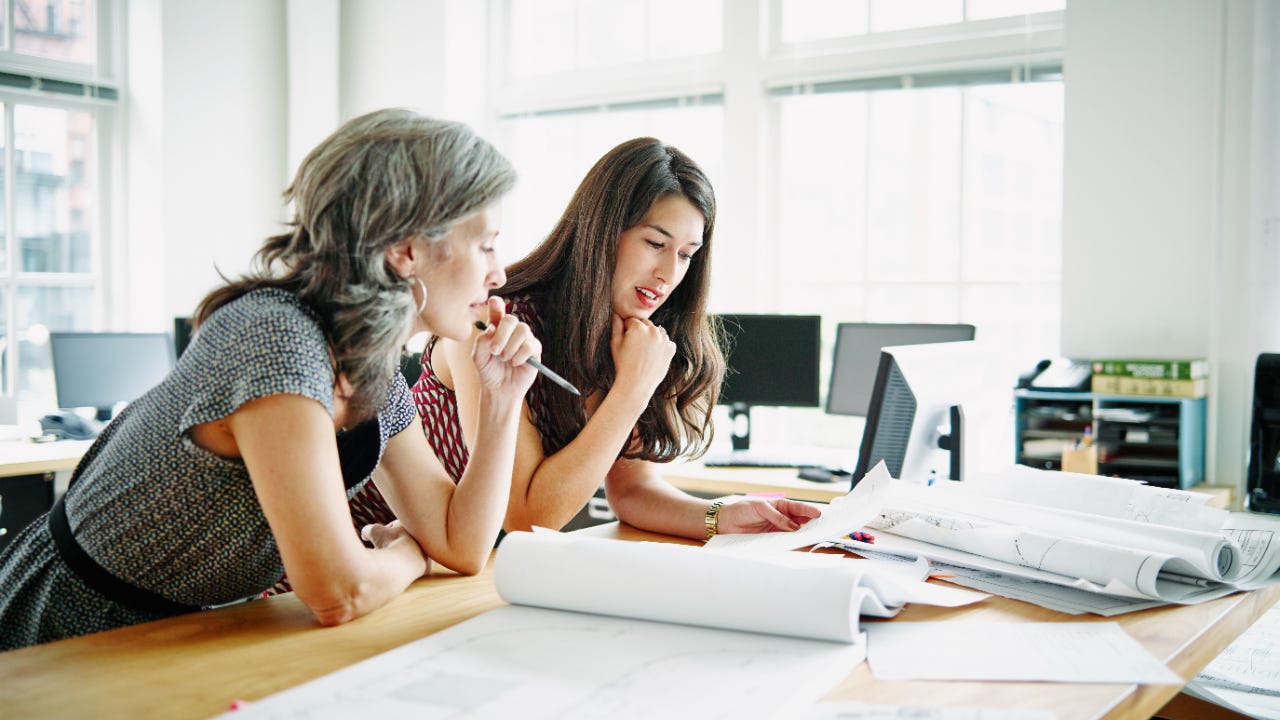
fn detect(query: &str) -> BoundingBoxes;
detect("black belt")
[48,496,202,616]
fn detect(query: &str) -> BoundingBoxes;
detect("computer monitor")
[50,333,175,421]
[716,314,821,451]
[852,340,1002,487]
[826,323,976,417]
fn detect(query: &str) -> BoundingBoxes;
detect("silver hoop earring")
[413,275,428,314]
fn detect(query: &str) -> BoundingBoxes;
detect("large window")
[772,75,1063,377]
[492,0,1064,442]
[0,0,118,421]
[499,100,724,262]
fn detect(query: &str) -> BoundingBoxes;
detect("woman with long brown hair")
[350,137,817,541]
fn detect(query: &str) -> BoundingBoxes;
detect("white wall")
[1062,0,1277,498]
[1060,1,1219,358]
[126,0,288,326]
[286,0,340,179]
[125,0,492,330]
[1253,3,1280,355]
[338,0,448,120]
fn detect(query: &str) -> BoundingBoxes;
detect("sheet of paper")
[799,703,1053,720]
[705,461,892,554]
[221,605,866,720]
[1194,600,1280,694]
[1184,682,1280,720]
[864,621,1180,684]
[971,464,1223,531]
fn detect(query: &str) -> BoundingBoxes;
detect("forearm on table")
[606,463,714,540]
[513,384,651,530]
[439,393,523,572]
[292,536,426,626]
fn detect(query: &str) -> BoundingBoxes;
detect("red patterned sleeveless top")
[347,294,553,531]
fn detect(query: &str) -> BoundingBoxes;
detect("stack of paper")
[1185,601,1280,719]
[848,465,1280,615]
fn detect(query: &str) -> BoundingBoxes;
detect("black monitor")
[853,341,991,487]
[827,323,976,416]
[50,332,175,421]
[716,314,821,451]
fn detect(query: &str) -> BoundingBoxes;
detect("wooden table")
[661,462,849,502]
[0,439,91,478]
[0,522,1275,719]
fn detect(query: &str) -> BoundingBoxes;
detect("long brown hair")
[194,109,516,421]
[502,137,724,462]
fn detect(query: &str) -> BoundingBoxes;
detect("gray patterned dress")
[0,288,415,650]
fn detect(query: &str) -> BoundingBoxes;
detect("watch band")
[705,500,724,541]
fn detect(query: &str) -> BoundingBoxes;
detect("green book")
[1091,374,1207,398]
[1090,358,1208,380]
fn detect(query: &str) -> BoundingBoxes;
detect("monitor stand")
[94,406,115,423]
[935,404,964,481]
[729,402,752,451]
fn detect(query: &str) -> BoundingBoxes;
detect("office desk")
[661,462,848,502]
[0,439,91,550]
[0,438,90,478]
[0,522,1276,719]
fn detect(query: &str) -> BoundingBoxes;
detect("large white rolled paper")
[494,531,867,643]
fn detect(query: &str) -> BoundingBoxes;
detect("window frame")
[0,0,121,403]
[489,0,1067,415]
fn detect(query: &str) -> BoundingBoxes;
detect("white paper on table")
[497,529,868,641]
[865,528,1237,605]
[889,480,1241,582]
[866,480,1243,602]
[936,564,1169,616]
[799,702,1054,720]
[220,605,866,720]
[704,461,893,555]
[1193,600,1280,695]
[1184,682,1280,720]
[856,566,988,609]
[865,621,1181,684]
[969,464,1224,531]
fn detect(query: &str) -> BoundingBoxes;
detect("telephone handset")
[1018,358,1092,392]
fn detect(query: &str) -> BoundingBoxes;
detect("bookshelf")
[1014,389,1205,489]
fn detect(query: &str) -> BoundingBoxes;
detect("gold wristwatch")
[704,500,724,541]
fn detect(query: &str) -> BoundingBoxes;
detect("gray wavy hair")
[196,108,517,420]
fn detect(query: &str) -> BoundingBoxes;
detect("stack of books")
[1091,358,1208,398]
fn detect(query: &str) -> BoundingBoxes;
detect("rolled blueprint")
[496,531,871,643]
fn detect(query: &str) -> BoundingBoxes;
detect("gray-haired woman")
[0,108,538,650]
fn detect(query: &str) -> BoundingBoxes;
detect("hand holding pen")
[468,298,542,395]
[474,320,580,395]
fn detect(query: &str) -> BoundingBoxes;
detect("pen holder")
[1061,444,1098,474]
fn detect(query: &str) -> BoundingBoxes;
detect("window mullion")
[4,100,14,398]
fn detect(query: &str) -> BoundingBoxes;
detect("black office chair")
[400,351,423,387]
